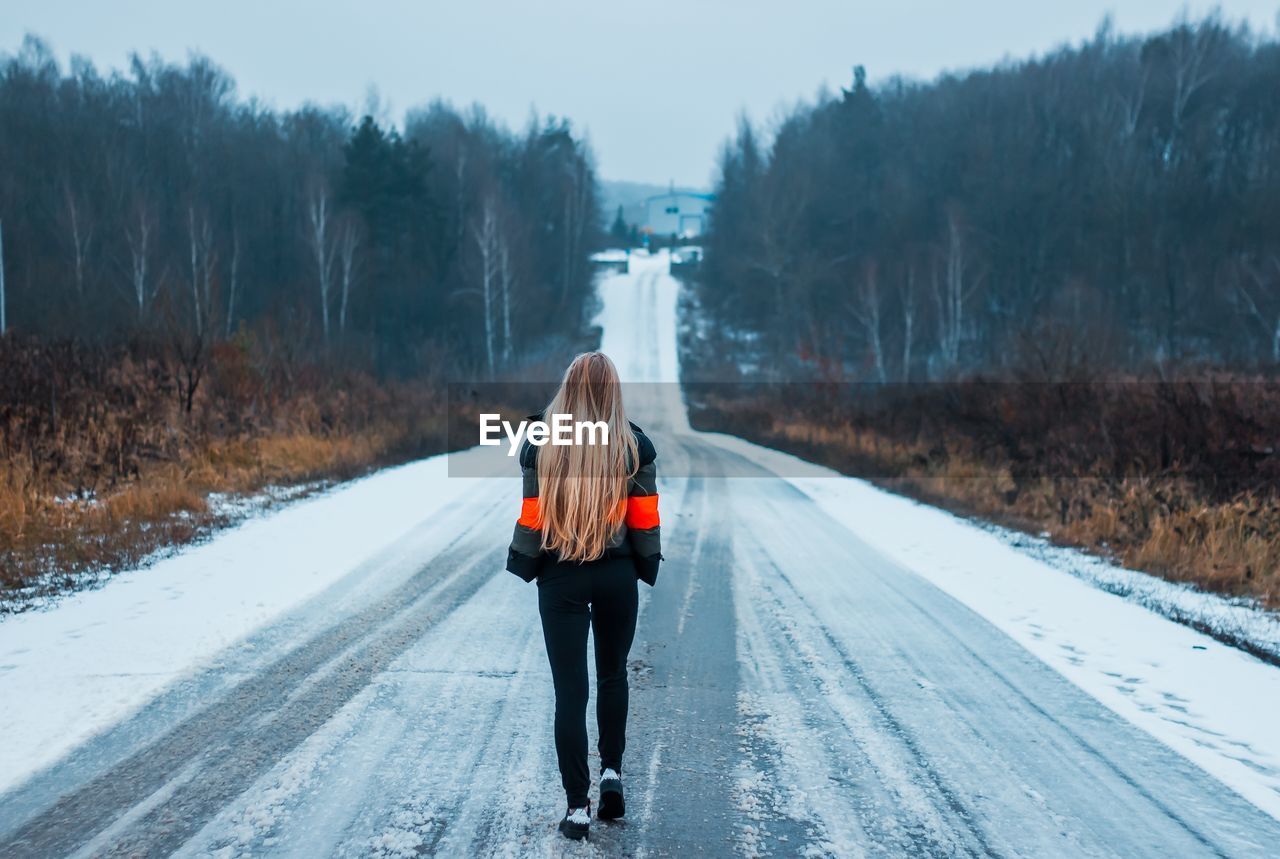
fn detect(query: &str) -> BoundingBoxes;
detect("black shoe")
[598,768,625,820]
[559,803,590,840]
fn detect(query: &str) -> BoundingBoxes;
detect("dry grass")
[694,395,1280,609]
[0,420,447,599]
[0,334,458,605]
[0,325,549,609]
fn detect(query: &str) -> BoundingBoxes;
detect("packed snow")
[621,250,1280,824]
[0,458,486,794]
[702,431,1280,821]
[0,245,1278,853]
[589,249,629,263]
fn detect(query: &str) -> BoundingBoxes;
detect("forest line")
[0,37,601,602]
[688,14,1280,611]
[0,36,601,382]
[696,14,1280,381]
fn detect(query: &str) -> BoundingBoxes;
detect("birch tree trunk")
[225,230,240,338]
[0,218,6,335]
[65,188,90,303]
[126,209,150,321]
[901,263,915,383]
[183,207,217,338]
[849,266,887,384]
[338,218,358,336]
[473,199,498,378]
[200,220,214,331]
[188,206,204,337]
[934,213,966,371]
[499,238,513,364]
[306,185,335,344]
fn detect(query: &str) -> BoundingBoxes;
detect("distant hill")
[599,179,707,229]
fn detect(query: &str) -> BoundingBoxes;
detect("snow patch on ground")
[0,456,479,796]
[642,244,1280,825]
[596,249,689,430]
[702,431,1280,822]
[983,523,1280,664]
[589,248,629,263]
[5,240,1279,853]
[2,481,329,616]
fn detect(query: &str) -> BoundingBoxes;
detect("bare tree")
[171,312,209,415]
[0,53,602,371]
[337,216,359,336]
[63,184,92,303]
[694,17,1280,374]
[188,207,200,335]
[224,229,241,338]
[743,160,818,367]
[0,218,6,335]
[901,261,916,383]
[560,155,592,307]
[1167,20,1221,152]
[124,202,154,321]
[1114,58,1150,145]
[848,263,887,383]
[160,263,211,416]
[934,212,972,371]
[186,206,216,338]
[498,236,514,364]
[1236,255,1280,363]
[453,150,468,250]
[305,181,336,344]
[472,195,499,377]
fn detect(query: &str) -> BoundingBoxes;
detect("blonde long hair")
[536,352,639,562]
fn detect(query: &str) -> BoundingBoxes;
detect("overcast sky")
[4,1,1278,187]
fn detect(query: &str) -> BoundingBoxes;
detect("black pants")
[537,554,639,807]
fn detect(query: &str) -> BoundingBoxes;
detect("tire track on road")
[719,442,1274,857]
[621,440,742,856]
[734,524,993,857]
[739,540,996,857]
[0,498,509,858]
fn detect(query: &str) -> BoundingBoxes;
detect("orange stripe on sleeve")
[518,497,542,528]
[625,494,660,530]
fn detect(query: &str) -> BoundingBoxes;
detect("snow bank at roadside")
[0,455,477,796]
[982,524,1280,664]
[2,481,328,616]
[0,252,671,800]
[700,431,1280,821]
[632,245,1280,820]
[590,248,630,263]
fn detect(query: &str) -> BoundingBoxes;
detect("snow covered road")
[2,251,1280,856]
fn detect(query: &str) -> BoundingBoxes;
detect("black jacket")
[505,419,663,586]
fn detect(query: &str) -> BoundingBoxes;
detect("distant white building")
[644,191,713,238]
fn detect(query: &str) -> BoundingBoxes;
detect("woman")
[505,352,662,841]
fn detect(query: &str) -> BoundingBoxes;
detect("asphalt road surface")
[1,254,1278,857]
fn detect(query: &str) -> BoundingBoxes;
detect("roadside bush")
[0,333,450,604]
[688,378,1280,607]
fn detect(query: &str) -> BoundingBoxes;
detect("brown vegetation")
[688,379,1280,608]
[0,333,460,605]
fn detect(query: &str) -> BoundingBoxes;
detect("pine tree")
[610,205,629,244]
